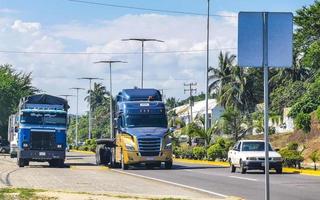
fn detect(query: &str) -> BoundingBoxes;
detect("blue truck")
[16,94,69,167]
[96,89,173,170]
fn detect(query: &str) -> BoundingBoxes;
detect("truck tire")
[17,158,25,167]
[165,160,173,169]
[10,153,15,158]
[121,152,129,170]
[0,148,6,153]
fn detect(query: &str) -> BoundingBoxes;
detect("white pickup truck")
[228,140,283,174]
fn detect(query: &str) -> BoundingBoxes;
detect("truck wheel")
[17,158,25,167]
[276,167,283,174]
[240,161,247,174]
[121,152,129,170]
[165,160,173,169]
[10,153,15,158]
[230,164,236,173]
[95,147,101,165]
[0,148,6,153]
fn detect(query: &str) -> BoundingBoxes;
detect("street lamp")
[78,77,103,139]
[94,60,127,139]
[70,87,85,146]
[205,0,211,132]
[122,38,164,88]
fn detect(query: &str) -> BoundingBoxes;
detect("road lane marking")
[112,169,228,198]
[228,176,258,182]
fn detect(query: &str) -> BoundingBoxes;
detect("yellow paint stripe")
[70,165,109,171]
[70,150,95,155]
[175,158,320,177]
[174,158,230,167]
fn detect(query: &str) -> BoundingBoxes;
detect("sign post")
[238,12,293,200]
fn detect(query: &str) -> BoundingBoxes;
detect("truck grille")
[30,131,56,150]
[138,137,161,156]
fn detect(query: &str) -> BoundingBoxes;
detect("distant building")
[171,99,224,126]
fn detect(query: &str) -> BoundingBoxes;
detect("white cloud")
[0,13,237,115]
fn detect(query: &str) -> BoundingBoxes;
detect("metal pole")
[76,89,79,146]
[190,84,193,122]
[141,41,144,89]
[89,79,92,139]
[205,0,210,131]
[263,12,270,200]
[109,63,113,139]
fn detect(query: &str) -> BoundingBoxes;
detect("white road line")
[111,169,228,198]
[228,176,258,182]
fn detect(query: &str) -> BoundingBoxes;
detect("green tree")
[166,97,179,110]
[0,64,37,138]
[85,83,110,112]
[309,150,320,170]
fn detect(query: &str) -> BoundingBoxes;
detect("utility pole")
[78,77,102,139]
[184,83,197,123]
[205,0,211,132]
[122,38,164,88]
[94,60,127,139]
[70,87,85,146]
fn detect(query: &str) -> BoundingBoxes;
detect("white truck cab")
[228,140,283,174]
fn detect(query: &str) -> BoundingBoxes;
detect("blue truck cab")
[17,94,69,167]
[113,89,173,169]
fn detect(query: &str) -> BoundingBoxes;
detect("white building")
[171,99,224,126]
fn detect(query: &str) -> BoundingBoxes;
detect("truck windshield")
[242,142,273,151]
[20,112,67,126]
[125,114,167,128]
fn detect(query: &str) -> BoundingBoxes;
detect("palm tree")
[208,51,236,97]
[166,97,179,110]
[85,83,110,112]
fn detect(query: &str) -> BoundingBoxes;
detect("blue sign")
[238,12,293,68]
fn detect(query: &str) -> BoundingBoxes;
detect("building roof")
[171,99,220,117]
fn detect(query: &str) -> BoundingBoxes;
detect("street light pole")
[94,60,126,139]
[70,87,85,146]
[78,77,102,139]
[122,38,164,88]
[205,0,211,132]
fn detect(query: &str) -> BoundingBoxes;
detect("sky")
[0,0,315,115]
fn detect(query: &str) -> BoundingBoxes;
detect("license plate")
[39,152,46,156]
[146,157,154,161]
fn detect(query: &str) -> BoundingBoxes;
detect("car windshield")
[20,112,67,126]
[125,114,167,128]
[242,142,273,151]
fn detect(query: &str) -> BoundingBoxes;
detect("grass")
[0,188,56,200]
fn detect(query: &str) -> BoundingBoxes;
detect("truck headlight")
[125,143,135,151]
[57,144,63,149]
[246,157,257,161]
[22,143,29,148]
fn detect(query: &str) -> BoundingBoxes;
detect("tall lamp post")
[70,87,85,146]
[205,0,211,132]
[94,60,127,139]
[78,77,102,139]
[122,38,164,88]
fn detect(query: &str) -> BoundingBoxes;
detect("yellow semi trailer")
[96,89,173,170]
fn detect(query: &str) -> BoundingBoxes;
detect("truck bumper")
[18,150,65,161]
[243,160,282,170]
[124,150,172,165]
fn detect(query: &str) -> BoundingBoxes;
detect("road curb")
[70,150,95,155]
[174,158,320,177]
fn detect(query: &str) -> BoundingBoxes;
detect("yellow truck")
[96,89,173,170]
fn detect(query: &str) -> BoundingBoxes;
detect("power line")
[68,0,237,18]
[0,47,236,55]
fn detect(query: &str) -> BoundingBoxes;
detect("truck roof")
[117,89,162,102]
[21,94,69,111]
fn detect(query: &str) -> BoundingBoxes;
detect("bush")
[192,146,207,160]
[294,113,311,133]
[174,144,193,159]
[279,142,304,168]
[207,144,226,161]
[316,106,320,121]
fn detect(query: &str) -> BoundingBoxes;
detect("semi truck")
[16,94,69,167]
[96,89,173,170]
[8,114,19,158]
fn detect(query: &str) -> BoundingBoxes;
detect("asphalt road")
[113,160,320,200]
[1,152,319,200]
